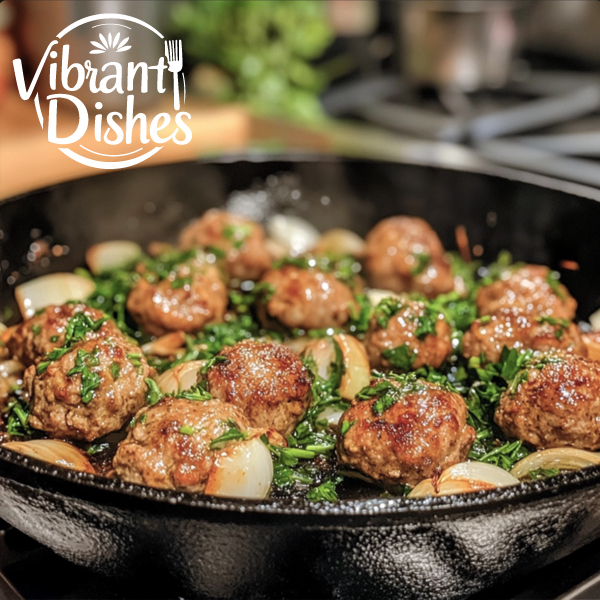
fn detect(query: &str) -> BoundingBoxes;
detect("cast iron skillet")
[1,156,600,600]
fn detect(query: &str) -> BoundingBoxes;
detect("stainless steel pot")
[398,0,528,92]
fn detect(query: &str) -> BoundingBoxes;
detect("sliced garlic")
[85,240,142,275]
[141,331,186,357]
[15,273,96,319]
[312,228,366,257]
[408,461,519,498]
[156,360,206,395]
[266,214,320,257]
[510,447,600,480]
[205,437,273,500]
[3,439,95,474]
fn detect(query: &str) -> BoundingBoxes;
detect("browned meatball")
[365,298,452,371]
[259,265,357,331]
[462,309,587,363]
[363,216,454,299]
[113,398,251,492]
[23,336,152,441]
[495,353,600,450]
[476,265,577,320]
[337,376,475,487]
[206,340,312,436]
[179,209,271,281]
[127,263,227,337]
[7,304,119,367]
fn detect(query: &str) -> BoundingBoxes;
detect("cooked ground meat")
[337,377,475,487]
[259,265,357,331]
[23,335,151,441]
[113,398,251,492]
[363,216,454,298]
[127,263,227,337]
[495,353,600,450]
[206,340,312,436]
[179,209,271,281]
[462,309,587,363]
[365,298,452,371]
[476,265,577,320]
[7,304,120,367]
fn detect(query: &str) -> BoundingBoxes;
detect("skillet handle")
[0,572,22,600]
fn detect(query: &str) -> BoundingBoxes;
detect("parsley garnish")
[382,345,416,372]
[209,418,248,449]
[145,378,162,406]
[179,425,195,436]
[410,252,430,276]
[67,347,102,404]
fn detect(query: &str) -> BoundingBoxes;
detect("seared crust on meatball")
[337,377,475,487]
[259,265,357,331]
[23,336,151,441]
[462,309,587,363]
[113,398,250,492]
[7,304,120,367]
[476,265,577,320]
[179,209,271,281]
[495,353,600,450]
[365,299,452,371]
[363,216,454,298]
[207,340,312,436]
[127,264,227,337]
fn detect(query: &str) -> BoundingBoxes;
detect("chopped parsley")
[67,347,102,404]
[223,223,252,249]
[210,418,248,449]
[145,378,163,406]
[179,425,195,436]
[382,345,415,372]
[410,252,430,276]
[32,324,42,336]
[5,397,36,437]
[110,362,121,380]
[535,315,570,340]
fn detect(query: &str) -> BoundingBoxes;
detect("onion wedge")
[510,447,600,480]
[141,332,187,357]
[3,439,95,474]
[366,288,404,308]
[408,462,519,498]
[313,229,366,257]
[156,360,205,395]
[266,215,320,257]
[205,437,273,500]
[15,273,96,319]
[85,240,142,275]
[333,334,370,400]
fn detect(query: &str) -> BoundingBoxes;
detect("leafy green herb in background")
[169,0,334,122]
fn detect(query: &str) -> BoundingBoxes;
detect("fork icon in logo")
[165,40,183,110]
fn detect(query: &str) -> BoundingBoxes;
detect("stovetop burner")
[323,70,600,188]
[0,521,599,600]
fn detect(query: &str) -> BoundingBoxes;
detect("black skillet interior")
[1,155,600,515]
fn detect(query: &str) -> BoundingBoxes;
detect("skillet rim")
[1,151,600,520]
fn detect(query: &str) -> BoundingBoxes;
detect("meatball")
[23,335,152,441]
[495,353,600,451]
[7,304,120,367]
[127,263,227,337]
[206,340,312,436]
[259,265,357,331]
[337,376,475,487]
[363,216,454,298]
[462,309,587,363]
[476,265,577,320]
[113,398,251,492]
[179,209,271,281]
[365,298,452,371]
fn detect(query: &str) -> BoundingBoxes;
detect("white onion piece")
[3,439,95,474]
[0,360,24,379]
[313,228,366,257]
[264,238,288,261]
[408,462,519,498]
[318,405,346,429]
[205,437,273,500]
[284,336,311,355]
[266,214,320,257]
[141,332,186,357]
[510,447,600,480]
[333,333,370,400]
[156,360,205,395]
[85,240,142,275]
[302,338,336,380]
[590,307,600,332]
[365,288,404,308]
[15,273,96,319]
[582,333,600,362]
